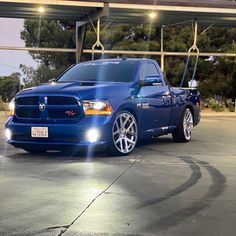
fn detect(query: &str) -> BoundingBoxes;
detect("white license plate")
[31,127,48,138]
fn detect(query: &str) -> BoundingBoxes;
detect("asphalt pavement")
[0,117,236,236]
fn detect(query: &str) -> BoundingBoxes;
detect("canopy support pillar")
[161,26,164,72]
[75,3,109,63]
[76,21,87,64]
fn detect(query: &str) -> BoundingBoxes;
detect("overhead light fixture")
[38,6,45,14]
[149,12,157,19]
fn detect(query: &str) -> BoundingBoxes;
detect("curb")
[201,112,236,118]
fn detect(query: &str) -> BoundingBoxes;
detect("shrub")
[208,98,224,112]
[226,99,235,112]
[0,96,4,111]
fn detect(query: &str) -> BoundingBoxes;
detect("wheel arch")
[123,108,137,121]
[116,105,139,125]
[120,108,141,140]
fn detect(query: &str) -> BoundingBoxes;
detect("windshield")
[58,60,138,83]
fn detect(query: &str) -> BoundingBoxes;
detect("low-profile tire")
[108,111,138,156]
[23,147,47,154]
[172,108,194,143]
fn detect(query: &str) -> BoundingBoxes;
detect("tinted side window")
[139,63,160,81]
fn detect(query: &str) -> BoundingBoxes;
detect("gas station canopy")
[0,0,236,27]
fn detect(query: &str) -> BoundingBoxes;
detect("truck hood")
[17,81,130,99]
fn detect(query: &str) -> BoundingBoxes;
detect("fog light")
[86,128,100,143]
[5,128,12,140]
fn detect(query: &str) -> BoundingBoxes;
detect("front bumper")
[5,116,113,150]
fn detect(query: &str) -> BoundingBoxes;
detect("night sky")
[0,18,37,77]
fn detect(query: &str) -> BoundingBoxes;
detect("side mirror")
[139,76,163,86]
[48,78,56,83]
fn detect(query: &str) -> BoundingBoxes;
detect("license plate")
[31,127,48,138]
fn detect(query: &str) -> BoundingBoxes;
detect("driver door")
[137,62,172,134]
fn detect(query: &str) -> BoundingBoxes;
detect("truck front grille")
[48,109,79,119]
[16,108,40,118]
[16,96,39,105]
[15,95,81,123]
[47,96,78,105]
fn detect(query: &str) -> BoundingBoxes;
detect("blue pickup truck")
[5,58,200,155]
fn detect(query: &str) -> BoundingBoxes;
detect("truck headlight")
[83,100,113,115]
[9,98,15,116]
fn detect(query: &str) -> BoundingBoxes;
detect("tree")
[20,64,36,86]
[0,75,20,102]
[20,19,236,99]
[21,19,76,81]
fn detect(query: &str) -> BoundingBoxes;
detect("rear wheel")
[172,108,193,142]
[108,111,138,156]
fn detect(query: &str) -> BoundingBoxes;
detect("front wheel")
[108,111,138,156]
[172,108,194,142]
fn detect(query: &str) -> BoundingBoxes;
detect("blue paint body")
[6,58,201,151]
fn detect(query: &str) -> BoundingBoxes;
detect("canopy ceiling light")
[149,12,157,19]
[38,6,45,14]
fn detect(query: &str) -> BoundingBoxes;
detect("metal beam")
[0,46,235,57]
[77,2,109,27]
[75,3,109,62]
[0,1,104,7]
[1,1,235,14]
[0,46,76,52]
[109,2,236,14]
[0,1,235,26]
[83,49,236,57]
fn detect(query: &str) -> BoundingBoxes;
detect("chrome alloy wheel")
[112,112,138,154]
[183,109,193,141]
